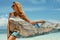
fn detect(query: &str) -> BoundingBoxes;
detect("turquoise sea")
[0,32,60,40]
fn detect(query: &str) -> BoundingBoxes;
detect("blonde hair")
[13,2,23,14]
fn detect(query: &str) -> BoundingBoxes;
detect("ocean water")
[0,32,60,40]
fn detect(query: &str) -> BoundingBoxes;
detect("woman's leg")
[8,31,20,40]
[8,36,16,40]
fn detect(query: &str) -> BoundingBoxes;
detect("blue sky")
[0,0,60,29]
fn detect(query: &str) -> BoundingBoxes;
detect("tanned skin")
[8,2,45,40]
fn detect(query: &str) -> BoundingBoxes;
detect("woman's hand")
[36,20,45,23]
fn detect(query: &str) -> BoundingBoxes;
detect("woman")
[8,2,45,40]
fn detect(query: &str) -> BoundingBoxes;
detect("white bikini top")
[9,15,24,21]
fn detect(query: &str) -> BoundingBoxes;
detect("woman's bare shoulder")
[9,12,14,15]
[9,12,16,16]
[8,12,15,17]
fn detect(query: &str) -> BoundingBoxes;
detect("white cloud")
[0,14,8,18]
[5,14,9,17]
[0,18,8,29]
[48,19,60,24]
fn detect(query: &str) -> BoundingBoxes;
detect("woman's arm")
[18,12,45,24]
[30,20,45,24]
[7,12,13,38]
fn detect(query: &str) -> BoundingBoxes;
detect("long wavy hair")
[12,2,23,14]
